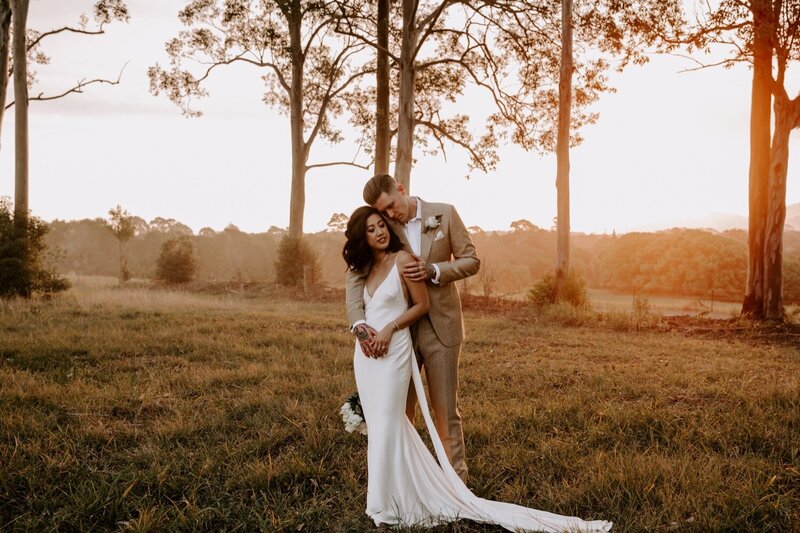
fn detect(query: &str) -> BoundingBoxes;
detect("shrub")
[0,198,70,298]
[631,293,652,328]
[274,235,321,288]
[592,294,663,332]
[528,269,588,308]
[107,205,135,285]
[539,301,594,326]
[156,236,197,285]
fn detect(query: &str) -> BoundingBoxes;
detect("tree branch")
[196,53,291,93]
[417,118,488,172]
[302,17,335,60]
[331,3,400,63]
[27,25,105,51]
[668,52,744,72]
[304,44,372,153]
[415,0,458,50]
[5,62,126,109]
[306,159,371,171]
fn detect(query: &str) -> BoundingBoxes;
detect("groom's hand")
[355,324,380,358]
[402,256,435,283]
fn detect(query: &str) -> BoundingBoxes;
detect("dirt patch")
[662,315,800,349]
[186,281,345,303]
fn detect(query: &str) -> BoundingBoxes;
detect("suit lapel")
[418,199,435,261]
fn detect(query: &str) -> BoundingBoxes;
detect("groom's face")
[373,185,411,223]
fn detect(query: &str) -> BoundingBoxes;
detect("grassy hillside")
[1,282,798,531]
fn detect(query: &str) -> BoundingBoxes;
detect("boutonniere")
[423,214,442,233]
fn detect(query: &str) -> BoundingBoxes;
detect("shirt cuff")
[350,319,366,332]
[431,264,441,285]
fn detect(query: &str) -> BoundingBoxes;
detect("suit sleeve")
[345,267,368,328]
[434,205,480,286]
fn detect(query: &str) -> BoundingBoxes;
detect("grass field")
[1,280,798,531]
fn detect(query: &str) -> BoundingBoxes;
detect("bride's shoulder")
[394,250,413,266]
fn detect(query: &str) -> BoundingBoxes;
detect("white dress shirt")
[405,198,441,284]
[404,199,422,256]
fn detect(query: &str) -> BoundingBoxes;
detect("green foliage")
[529,269,588,308]
[274,235,321,288]
[38,216,800,302]
[529,273,557,307]
[156,236,197,285]
[0,198,69,298]
[107,205,136,284]
[106,205,135,243]
[592,229,748,299]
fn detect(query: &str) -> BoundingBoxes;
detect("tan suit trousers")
[406,315,467,481]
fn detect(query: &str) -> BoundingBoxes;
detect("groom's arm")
[434,206,480,286]
[345,268,367,327]
[345,268,379,357]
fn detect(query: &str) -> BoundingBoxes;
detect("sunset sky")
[1,0,798,235]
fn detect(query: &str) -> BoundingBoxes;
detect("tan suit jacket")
[345,199,480,347]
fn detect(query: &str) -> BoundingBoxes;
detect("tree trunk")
[394,0,416,191]
[12,0,29,224]
[288,6,306,238]
[118,239,124,286]
[742,0,771,318]
[374,0,390,175]
[555,0,572,285]
[762,95,798,320]
[0,1,11,148]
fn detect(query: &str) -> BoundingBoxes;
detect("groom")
[346,174,480,482]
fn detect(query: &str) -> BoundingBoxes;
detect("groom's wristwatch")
[426,264,436,281]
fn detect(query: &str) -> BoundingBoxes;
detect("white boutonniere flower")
[424,214,442,233]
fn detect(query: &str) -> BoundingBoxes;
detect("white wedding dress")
[353,262,612,532]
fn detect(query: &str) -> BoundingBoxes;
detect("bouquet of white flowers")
[340,392,367,435]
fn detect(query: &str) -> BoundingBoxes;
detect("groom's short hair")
[363,174,397,205]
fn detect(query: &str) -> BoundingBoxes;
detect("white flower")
[340,402,368,435]
[424,214,442,233]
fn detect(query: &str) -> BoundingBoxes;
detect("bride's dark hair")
[343,206,403,272]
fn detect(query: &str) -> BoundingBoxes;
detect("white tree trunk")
[12,0,29,222]
[762,95,799,320]
[288,7,306,237]
[555,0,572,283]
[394,0,416,191]
[742,0,772,318]
[375,0,391,175]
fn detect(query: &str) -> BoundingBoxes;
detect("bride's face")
[365,213,390,251]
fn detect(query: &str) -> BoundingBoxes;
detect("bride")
[342,206,612,532]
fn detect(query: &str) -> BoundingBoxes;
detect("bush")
[156,236,197,285]
[528,269,588,308]
[274,235,321,288]
[0,198,69,298]
[539,301,595,326]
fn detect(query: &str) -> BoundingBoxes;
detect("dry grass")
[1,284,798,532]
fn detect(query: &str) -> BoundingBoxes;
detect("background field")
[1,281,798,531]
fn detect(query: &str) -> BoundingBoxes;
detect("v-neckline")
[366,257,398,298]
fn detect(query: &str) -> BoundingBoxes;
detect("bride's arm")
[372,252,430,354]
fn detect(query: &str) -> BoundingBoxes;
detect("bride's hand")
[372,325,395,356]
[355,324,379,358]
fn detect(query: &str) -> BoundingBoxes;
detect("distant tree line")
[42,215,800,304]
